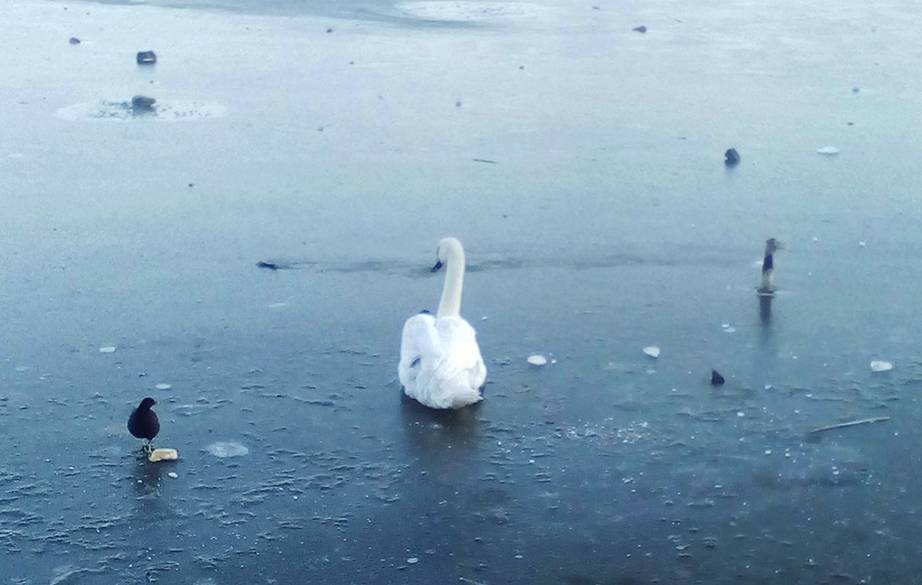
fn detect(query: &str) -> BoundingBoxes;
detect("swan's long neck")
[437,246,465,318]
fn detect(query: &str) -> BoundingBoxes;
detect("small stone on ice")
[155,383,172,390]
[136,50,157,65]
[527,355,548,366]
[99,346,116,353]
[817,146,840,155]
[131,95,156,114]
[710,369,725,386]
[643,346,661,358]
[870,360,893,372]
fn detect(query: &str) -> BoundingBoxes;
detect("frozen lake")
[2,0,922,582]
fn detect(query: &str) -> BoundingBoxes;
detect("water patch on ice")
[56,99,228,122]
[205,441,249,458]
[397,1,548,22]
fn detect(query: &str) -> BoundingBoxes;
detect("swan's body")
[758,238,782,295]
[399,238,487,409]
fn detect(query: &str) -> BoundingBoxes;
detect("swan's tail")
[432,362,483,409]
[442,382,483,409]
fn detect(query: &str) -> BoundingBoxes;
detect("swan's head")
[138,397,156,410]
[431,237,463,272]
[764,238,783,255]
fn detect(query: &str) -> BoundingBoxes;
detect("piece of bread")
[148,448,179,462]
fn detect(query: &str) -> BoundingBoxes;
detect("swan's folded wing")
[435,317,487,388]
[434,317,479,364]
[399,314,442,384]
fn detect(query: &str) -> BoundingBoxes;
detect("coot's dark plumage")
[128,397,160,453]
[710,369,726,386]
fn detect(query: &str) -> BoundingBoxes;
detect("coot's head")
[139,397,156,410]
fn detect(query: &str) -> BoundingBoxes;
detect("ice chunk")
[527,354,547,366]
[643,346,661,358]
[870,360,893,372]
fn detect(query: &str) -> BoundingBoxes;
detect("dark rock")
[256,261,280,270]
[710,370,725,386]
[69,37,81,45]
[130,95,156,114]
[724,148,740,166]
[632,25,647,33]
[326,28,333,33]
[136,50,157,65]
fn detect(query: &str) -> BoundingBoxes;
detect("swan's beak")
[430,260,443,272]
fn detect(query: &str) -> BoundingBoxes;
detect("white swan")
[399,237,487,409]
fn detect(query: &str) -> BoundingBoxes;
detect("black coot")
[128,397,160,453]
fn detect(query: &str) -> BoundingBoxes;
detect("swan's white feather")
[399,314,487,409]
